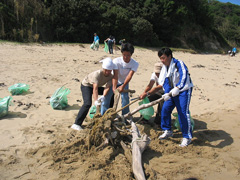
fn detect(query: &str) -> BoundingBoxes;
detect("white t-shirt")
[113,57,139,84]
[150,72,159,85]
[150,72,164,95]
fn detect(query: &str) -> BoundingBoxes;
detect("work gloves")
[94,95,105,106]
[162,87,180,101]
[162,94,171,101]
[170,87,180,97]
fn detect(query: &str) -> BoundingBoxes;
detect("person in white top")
[140,62,164,127]
[101,43,139,115]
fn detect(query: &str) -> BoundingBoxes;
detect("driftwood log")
[131,121,151,180]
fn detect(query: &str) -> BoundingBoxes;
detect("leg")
[121,84,129,115]
[161,98,175,130]
[75,84,93,126]
[148,94,162,125]
[101,86,114,115]
[174,88,193,139]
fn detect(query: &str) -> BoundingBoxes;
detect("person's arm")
[140,80,155,99]
[92,83,99,102]
[140,84,163,99]
[112,69,118,93]
[118,70,135,93]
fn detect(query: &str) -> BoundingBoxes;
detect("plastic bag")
[0,96,13,118]
[104,42,109,53]
[89,105,96,119]
[90,43,94,49]
[8,83,30,95]
[50,86,70,110]
[138,97,154,120]
[173,112,195,131]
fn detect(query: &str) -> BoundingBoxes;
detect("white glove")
[98,95,105,102]
[170,87,180,97]
[162,94,171,101]
[94,100,101,106]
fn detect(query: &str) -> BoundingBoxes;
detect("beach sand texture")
[0,43,240,180]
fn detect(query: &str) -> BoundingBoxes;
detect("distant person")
[232,47,237,56]
[228,47,237,57]
[101,43,139,115]
[140,62,164,128]
[157,48,193,147]
[71,57,116,131]
[104,35,115,54]
[119,39,126,48]
[91,33,99,51]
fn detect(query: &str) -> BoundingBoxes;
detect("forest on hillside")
[0,0,239,51]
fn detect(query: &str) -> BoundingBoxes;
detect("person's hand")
[140,92,147,100]
[170,87,180,97]
[94,100,101,106]
[117,85,124,93]
[162,94,171,101]
[98,95,105,102]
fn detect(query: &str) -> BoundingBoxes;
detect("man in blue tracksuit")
[158,48,193,147]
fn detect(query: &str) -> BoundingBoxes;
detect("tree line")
[0,0,239,50]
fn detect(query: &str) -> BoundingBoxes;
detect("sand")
[0,42,240,180]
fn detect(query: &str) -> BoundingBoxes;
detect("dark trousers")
[108,41,113,54]
[75,84,104,126]
[148,93,163,125]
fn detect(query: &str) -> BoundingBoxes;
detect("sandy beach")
[0,42,240,180]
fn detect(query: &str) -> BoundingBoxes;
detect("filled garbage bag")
[173,112,195,131]
[138,97,154,120]
[104,42,109,53]
[89,105,97,119]
[8,83,30,95]
[0,96,13,118]
[50,86,70,110]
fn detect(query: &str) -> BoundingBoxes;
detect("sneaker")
[71,124,83,131]
[158,130,173,139]
[179,138,191,147]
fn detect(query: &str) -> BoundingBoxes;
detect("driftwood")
[131,121,151,180]
[112,89,136,111]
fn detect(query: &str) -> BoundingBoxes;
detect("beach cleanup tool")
[50,86,70,110]
[8,83,30,95]
[173,112,194,131]
[138,97,154,120]
[0,96,13,118]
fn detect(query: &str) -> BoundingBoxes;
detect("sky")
[217,0,240,6]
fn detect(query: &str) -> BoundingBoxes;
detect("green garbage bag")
[0,96,13,118]
[50,86,70,110]
[89,105,97,119]
[90,43,94,49]
[104,42,109,53]
[173,112,195,131]
[8,83,30,95]
[138,97,154,120]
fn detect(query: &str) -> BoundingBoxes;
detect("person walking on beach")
[101,43,139,115]
[91,33,100,51]
[157,48,193,147]
[71,57,116,131]
[139,62,164,128]
[104,35,115,54]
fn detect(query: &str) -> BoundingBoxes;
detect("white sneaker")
[159,130,173,139]
[179,138,191,147]
[71,124,83,131]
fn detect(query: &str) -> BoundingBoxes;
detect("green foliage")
[0,0,239,49]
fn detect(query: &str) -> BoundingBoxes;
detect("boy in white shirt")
[101,43,139,115]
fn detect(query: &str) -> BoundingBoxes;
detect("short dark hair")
[121,43,134,55]
[158,48,173,58]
